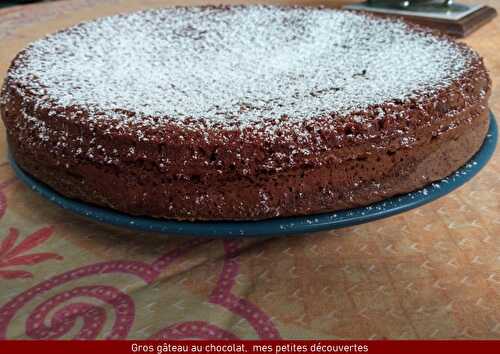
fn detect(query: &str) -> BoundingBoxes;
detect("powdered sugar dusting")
[8,6,472,129]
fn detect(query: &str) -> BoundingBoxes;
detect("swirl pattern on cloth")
[0,238,280,339]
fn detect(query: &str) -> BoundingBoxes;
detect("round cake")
[0,5,491,220]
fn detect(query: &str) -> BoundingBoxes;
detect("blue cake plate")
[10,112,497,238]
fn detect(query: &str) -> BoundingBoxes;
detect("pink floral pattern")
[208,241,280,339]
[0,227,62,279]
[0,238,280,339]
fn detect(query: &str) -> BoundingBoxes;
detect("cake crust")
[0,5,491,220]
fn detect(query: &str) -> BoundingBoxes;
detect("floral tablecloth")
[0,0,499,340]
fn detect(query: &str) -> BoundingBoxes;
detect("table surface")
[0,0,499,340]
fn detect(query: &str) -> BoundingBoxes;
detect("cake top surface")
[6,5,475,132]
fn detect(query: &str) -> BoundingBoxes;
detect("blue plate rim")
[9,112,498,238]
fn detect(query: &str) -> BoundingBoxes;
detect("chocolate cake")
[0,5,491,220]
